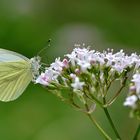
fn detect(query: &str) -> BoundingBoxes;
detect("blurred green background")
[0,0,140,140]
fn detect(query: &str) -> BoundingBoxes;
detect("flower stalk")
[85,103,112,140]
[103,97,121,140]
[133,124,140,140]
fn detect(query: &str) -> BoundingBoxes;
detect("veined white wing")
[0,48,29,62]
[0,49,33,102]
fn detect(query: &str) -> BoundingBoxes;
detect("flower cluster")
[35,45,140,118]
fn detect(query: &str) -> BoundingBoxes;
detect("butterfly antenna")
[37,39,51,56]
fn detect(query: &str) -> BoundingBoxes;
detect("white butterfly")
[0,48,40,102]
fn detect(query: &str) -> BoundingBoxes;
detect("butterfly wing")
[0,48,29,62]
[0,49,33,102]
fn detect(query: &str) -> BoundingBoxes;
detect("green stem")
[85,104,112,140]
[88,93,104,108]
[103,98,121,140]
[105,85,125,107]
[105,77,127,107]
[133,124,140,140]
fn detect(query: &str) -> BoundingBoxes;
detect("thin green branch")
[133,124,140,140]
[105,77,127,107]
[103,98,121,140]
[87,93,104,108]
[85,104,112,140]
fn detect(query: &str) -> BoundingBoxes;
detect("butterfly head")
[30,56,41,81]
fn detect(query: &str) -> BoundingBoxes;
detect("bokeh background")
[0,0,140,140]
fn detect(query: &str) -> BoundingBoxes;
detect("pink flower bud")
[75,68,81,74]
[129,85,136,93]
[62,59,69,68]
[70,73,76,79]
[90,60,96,65]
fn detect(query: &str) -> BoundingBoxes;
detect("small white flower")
[112,63,125,73]
[77,60,91,72]
[74,48,89,61]
[66,48,90,66]
[51,57,63,72]
[92,52,105,65]
[124,95,138,108]
[71,77,85,90]
[70,73,76,79]
[132,73,140,94]
[66,51,77,66]
[36,73,49,86]
[36,69,60,86]
[135,59,140,69]
[45,69,59,81]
